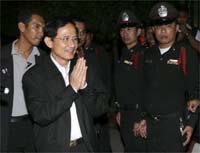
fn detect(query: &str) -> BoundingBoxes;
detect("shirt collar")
[50,53,71,75]
[159,46,171,55]
[11,39,40,56]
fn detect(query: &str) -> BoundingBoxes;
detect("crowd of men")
[1,1,200,153]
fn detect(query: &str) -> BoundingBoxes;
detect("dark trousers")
[94,114,111,152]
[8,118,35,152]
[147,114,185,152]
[120,111,147,152]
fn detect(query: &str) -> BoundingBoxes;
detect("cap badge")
[122,12,129,21]
[158,5,168,17]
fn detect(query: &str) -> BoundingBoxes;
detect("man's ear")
[44,37,53,48]
[137,28,141,37]
[18,22,26,33]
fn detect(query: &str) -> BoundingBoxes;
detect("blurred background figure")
[145,26,156,48]
[177,5,200,52]
[186,86,200,153]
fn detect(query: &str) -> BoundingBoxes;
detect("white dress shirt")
[50,54,82,140]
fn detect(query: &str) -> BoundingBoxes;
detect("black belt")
[69,138,84,148]
[10,115,29,123]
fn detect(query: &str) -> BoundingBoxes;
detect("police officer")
[141,2,199,152]
[177,5,200,52]
[114,10,147,152]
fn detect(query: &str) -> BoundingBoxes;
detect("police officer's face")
[154,22,178,48]
[120,27,139,49]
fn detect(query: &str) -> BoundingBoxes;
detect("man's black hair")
[44,16,77,39]
[71,16,86,24]
[17,8,44,26]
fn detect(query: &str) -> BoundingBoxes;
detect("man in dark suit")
[1,9,45,152]
[22,16,109,152]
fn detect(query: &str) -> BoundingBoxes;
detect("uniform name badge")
[124,60,133,65]
[167,59,178,65]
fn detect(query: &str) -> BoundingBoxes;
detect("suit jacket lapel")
[41,55,66,95]
[42,56,71,142]
[75,99,86,130]
[35,54,41,64]
[35,48,47,64]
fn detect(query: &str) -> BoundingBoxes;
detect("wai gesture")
[70,58,87,92]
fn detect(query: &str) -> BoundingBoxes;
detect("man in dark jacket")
[1,9,45,152]
[22,16,109,152]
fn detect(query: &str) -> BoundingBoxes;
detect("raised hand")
[133,122,140,136]
[139,119,147,139]
[70,58,87,91]
[133,119,147,138]
[182,125,193,146]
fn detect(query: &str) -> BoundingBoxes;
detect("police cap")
[149,2,178,26]
[118,10,141,28]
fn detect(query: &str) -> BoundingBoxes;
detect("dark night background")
[1,0,200,46]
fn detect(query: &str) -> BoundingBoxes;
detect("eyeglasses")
[54,36,79,43]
